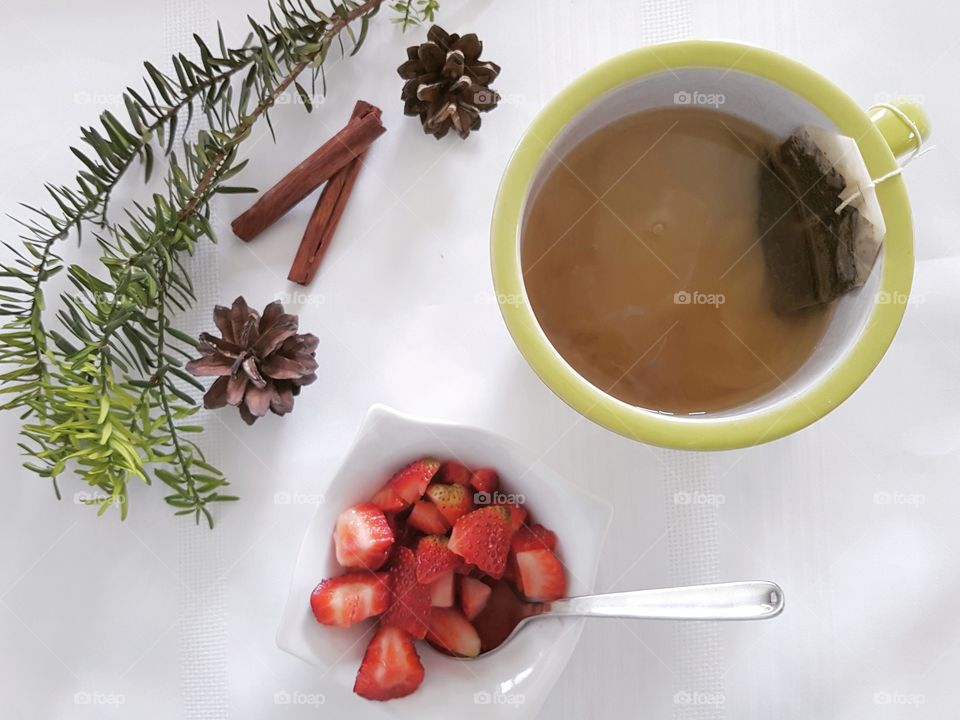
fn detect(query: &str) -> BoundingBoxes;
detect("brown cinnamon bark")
[231,104,385,242]
[287,101,380,285]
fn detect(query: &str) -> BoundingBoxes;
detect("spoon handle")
[545,581,784,621]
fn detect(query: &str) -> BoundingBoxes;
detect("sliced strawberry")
[437,460,472,486]
[381,547,431,639]
[425,607,481,657]
[390,458,440,505]
[515,548,567,602]
[495,499,528,532]
[334,503,394,571]
[353,625,424,701]
[425,483,474,526]
[371,484,406,513]
[429,571,455,608]
[369,458,439,512]
[448,506,513,579]
[408,500,450,535]
[460,576,492,620]
[415,535,463,584]
[511,523,558,553]
[310,572,391,628]
[470,468,499,494]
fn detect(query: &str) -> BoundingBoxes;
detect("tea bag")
[758,126,886,314]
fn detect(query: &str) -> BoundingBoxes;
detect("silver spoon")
[473,581,784,658]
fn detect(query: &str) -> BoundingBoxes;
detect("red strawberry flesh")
[515,548,567,602]
[495,499,528,532]
[425,483,474,525]
[511,523,558,553]
[425,607,481,657]
[448,506,513,579]
[460,576,492,620]
[407,500,450,535]
[429,572,455,608]
[438,460,472,486]
[310,572,391,628]
[353,625,424,701]
[381,547,431,639]
[470,468,499,494]
[415,535,463,585]
[389,458,440,505]
[334,503,394,571]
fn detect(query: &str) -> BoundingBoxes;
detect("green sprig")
[390,0,440,30]
[0,0,432,526]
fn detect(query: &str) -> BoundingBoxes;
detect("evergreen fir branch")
[0,0,429,526]
[390,0,440,29]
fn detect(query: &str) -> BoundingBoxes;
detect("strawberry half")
[426,607,481,657]
[448,506,513,579]
[470,468,499,494]
[353,625,424,701]
[437,460,472,486]
[408,500,450,535]
[415,535,463,585]
[515,548,567,602]
[460,576,492,620]
[334,503,394,571]
[371,485,406,513]
[429,571,455,608]
[495,499,528,532]
[381,547,432,639]
[370,458,439,512]
[310,572,391,628]
[425,483,474,526]
[511,523,558,553]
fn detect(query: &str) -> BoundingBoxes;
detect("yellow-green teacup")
[490,40,929,450]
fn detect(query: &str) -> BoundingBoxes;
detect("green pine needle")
[0,0,431,527]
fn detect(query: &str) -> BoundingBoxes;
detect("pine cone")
[398,25,501,139]
[186,297,318,425]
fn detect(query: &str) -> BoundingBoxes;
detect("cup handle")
[870,99,931,160]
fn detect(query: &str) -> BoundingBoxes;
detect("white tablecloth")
[1,0,958,718]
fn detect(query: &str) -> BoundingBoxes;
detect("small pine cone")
[398,25,501,139]
[186,297,318,425]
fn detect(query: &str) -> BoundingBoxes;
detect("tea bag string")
[835,102,934,213]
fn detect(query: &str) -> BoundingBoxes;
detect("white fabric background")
[0,0,958,718]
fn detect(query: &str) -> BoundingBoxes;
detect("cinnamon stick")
[287,101,379,285]
[231,104,385,241]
